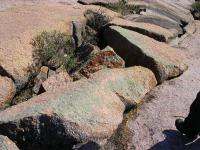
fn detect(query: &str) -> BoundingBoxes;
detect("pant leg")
[183,92,200,136]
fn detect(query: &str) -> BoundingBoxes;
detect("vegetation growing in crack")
[11,31,80,106]
[85,9,112,32]
[10,8,112,106]
[103,109,137,150]
[192,1,200,19]
[84,9,112,48]
[31,31,78,72]
[104,0,141,15]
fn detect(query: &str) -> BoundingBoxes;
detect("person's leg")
[176,92,200,140]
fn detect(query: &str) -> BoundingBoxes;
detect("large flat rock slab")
[0,3,118,91]
[128,0,194,36]
[109,18,178,42]
[125,10,184,35]
[103,26,188,83]
[117,21,200,150]
[131,0,194,24]
[0,0,78,10]
[0,4,86,90]
[0,67,156,149]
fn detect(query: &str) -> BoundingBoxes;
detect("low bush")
[11,31,79,106]
[192,1,200,19]
[85,9,111,31]
[31,30,78,72]
[192,1,200,12]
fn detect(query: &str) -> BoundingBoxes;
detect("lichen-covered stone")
[42,71,72,91]
[103,26,188,83]
[0,67,156,149]
[79,46,125,78]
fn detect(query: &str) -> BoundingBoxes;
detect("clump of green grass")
[192,1,200,19]
[105,0,141,15]
[31,30,78,72]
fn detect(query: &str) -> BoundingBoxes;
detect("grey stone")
[72,21,84,48]
[103,26,188,83]
[0,67,156,149]
[0,135,19,150]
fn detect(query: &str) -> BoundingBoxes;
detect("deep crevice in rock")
[0,66,15,82]
[107,24,167,42]
[102,109,137,150]
[101,28,164,83]
[115,92,137,113]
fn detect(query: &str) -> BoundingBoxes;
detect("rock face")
[42,71,72,91]
[0,76,16,108]
[79,46,125,78]
[0,135,19,150]
[108,18,178,42]
[133,0,194,23]
[128,0,194,36]
[0,4,86,91]
[103,26,188,83]
[72,21,85,48]
[78,0,119,5]
[116,20,200,150]
[126,13,183,35]
[0,67,157,149]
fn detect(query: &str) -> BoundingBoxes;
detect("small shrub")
[85,9,112,31]
[63,52,78,72]
[192,1,200,12]
[192,1,200,19]
[31,30,78,72]
[105,0,141,15]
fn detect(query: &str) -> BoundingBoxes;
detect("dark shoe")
[175,119,198,141]
[175,119,186,134]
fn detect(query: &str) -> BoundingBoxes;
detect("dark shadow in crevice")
[0,66,15,81]
[101,27,163,83]
[178,20,188,38]
[0,114,78,150]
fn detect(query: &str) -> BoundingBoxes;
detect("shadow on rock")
[149,130,200,150]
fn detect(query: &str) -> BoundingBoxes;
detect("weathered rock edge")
[0,67,156,149]
[0,135,19,150]
[108,18,178,42]
[103,26,188,83]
